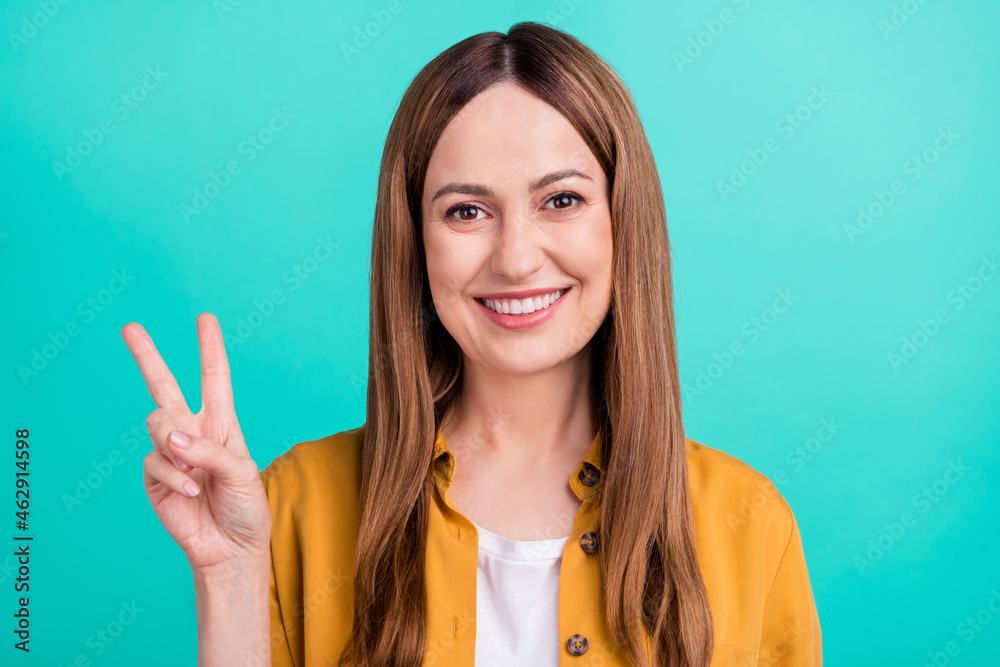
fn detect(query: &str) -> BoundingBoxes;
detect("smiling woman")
[422,82,612,346]
[123,20,820,667]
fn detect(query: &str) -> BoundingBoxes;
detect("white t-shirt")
[470,519,571,666]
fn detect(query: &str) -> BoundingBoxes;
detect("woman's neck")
[442,343,596,468]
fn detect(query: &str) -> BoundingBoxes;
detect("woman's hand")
[121,313,272,578]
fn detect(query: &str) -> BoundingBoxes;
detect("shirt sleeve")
[757,506,822,666]
[267,548,295,667]
[260,467,295,667]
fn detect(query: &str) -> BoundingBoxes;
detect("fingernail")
[177,458,192,471]
[183,481,200,497]
[170,430,191,449]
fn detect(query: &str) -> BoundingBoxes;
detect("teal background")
[2,0,998,664]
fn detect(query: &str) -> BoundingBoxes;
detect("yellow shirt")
[259,424,822,666]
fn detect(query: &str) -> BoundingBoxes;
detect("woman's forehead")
[426,86,600,192]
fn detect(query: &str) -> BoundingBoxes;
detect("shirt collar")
[432,424,605,500]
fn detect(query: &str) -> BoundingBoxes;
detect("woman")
[122,21,821,667]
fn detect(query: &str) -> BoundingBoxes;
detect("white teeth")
[481,289,566,316]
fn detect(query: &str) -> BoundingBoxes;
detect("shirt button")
[580,531,599,554]
[578,462,601,487]
[566,633,589,656]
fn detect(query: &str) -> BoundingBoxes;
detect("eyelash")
[445,191,585,222]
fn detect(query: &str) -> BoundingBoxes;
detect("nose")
[490,214,544,282]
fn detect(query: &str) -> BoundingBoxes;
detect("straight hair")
[340,21,714,667]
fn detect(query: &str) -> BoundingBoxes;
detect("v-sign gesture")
[122,313,271,578]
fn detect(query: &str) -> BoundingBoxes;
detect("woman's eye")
[547,192,583,210]
[446,204,485,222]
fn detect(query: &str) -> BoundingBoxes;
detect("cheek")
[554,218,613,285]
[423,232,481,308]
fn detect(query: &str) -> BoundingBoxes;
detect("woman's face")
[421,81,613,375]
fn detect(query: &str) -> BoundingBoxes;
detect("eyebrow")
[430,169,592,203]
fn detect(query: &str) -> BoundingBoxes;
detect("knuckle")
[238,457,260,477]
[143,450,168,474]
[145,409,170,432]
[202,364,228,377]
[149,378,176,398]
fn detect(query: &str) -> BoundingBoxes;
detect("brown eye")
[549,192,583,210]
[446,204,484,222]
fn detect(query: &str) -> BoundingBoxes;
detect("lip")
[474,286,570,300]
[475,287,570,331]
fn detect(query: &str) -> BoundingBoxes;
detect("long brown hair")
[340,21,713,667]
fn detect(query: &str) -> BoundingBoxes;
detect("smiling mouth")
[476,288,569,315]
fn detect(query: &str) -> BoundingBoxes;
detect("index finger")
[196,312,235,414]
[121,322,192,414]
